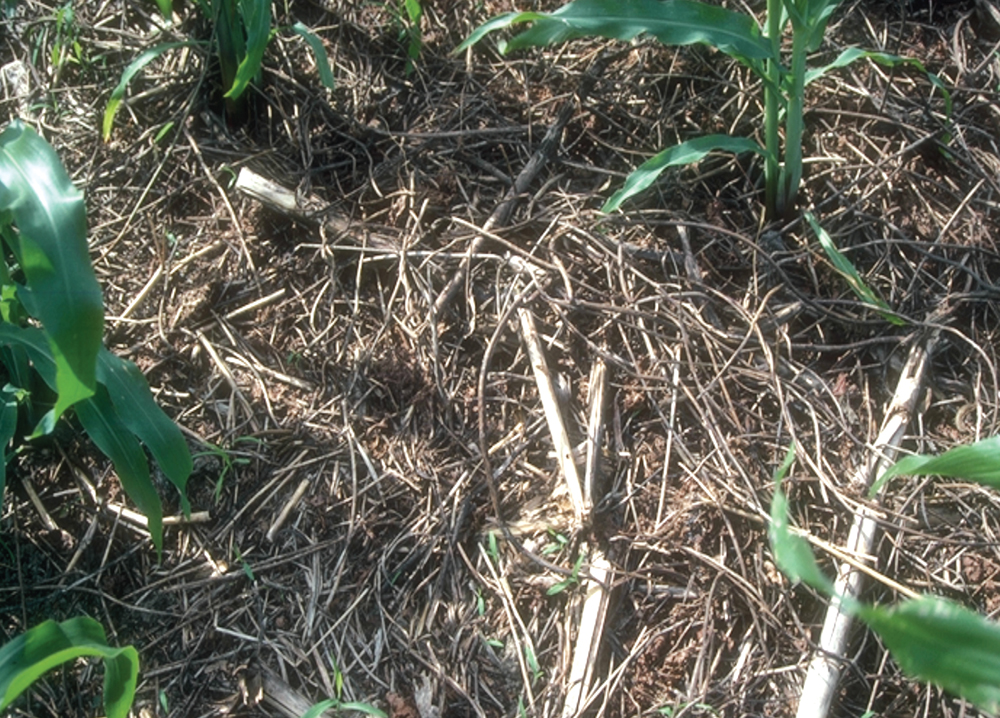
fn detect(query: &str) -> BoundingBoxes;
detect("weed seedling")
[546,553,585,595]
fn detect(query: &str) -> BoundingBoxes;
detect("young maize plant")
[458,0,948,220]
[104,0,334,139]
[771,438,1000,713]
[0,121,193,716]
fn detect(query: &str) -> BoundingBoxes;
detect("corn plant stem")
[783,27,809,216]
[795,328,939,718]
[764,0,783,219]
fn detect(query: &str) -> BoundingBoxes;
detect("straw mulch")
[2,1,1000,717]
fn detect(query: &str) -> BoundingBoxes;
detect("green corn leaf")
[215,0,246,99]
[858,596,1000,714]
[0,617,138,718]
[455,11,543,53]
[290,22,335,90]
[0,387,18,500]
[0,122,103,423]
[768,444,837,595]
[602,135,765,212]
[225,0,271,100]
[782,0,841,49]
[805,211,905,326]
[404,0,422,24]
[96,348,192,514]
[76,385,164,553]
[103,43,191,141]
[803,0,842,51]
[805,48,951,117]
[300,699,389,718]
[0,324,57,384]
[151,0,172,20]
[0,323,59,436]
[870,435,1000,497]
[456,0,775,64]
[0,324,189,531]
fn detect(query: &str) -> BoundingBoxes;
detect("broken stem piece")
[795,329,939,718]
[518,308,586,525]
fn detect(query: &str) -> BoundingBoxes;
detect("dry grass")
[2,0,1000,717]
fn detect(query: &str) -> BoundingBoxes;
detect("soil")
[2,1,1000,717]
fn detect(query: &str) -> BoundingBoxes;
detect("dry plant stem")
[518,307,586,525]
[563,356,610,718]
[265,478,310,542]
[233,167,399,251]
[583,357,607,509]
[259,669,332,718]
[434,51,611,317]
[115,263,163,322]
[22,476,59,531]
[563,550,611,718]
[795,327,940,718]
[103,504,211,528]
[433,101,576,317]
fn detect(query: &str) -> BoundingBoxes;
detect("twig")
[433,52,611,317]
[266,478,310,542]
[795,327,940,718]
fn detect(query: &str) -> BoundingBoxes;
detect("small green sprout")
[547,554,585,595]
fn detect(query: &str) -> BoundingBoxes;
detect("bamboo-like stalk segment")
[517,308,586,524]
[563,358,609,718]
[795,330,939,718]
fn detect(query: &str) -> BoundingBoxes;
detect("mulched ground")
[2,0,1000,717]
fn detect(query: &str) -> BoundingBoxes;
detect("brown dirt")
[2,0,1000,717]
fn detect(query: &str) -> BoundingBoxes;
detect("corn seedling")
[50,3,84,73]
[104,2,334,138]
[770,439,1000,712]
[487,530,500,565]
[400,0,423,74]
[0,121,192,554]
[331,655,344,698]
[194,0,335,120]
[546,553,585,595]
[233,544,256,581]
[0,617,139,718]
[541,527,569,556]
[525,644,543,683]
[458,0,949,220]
[193,436,256,503]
